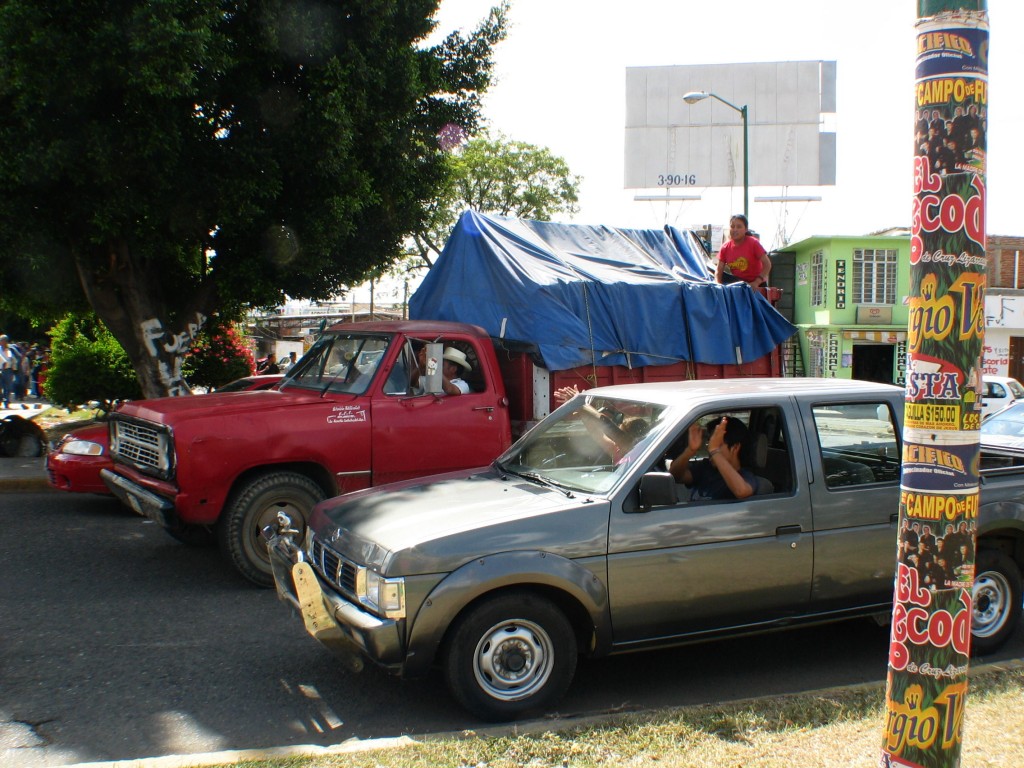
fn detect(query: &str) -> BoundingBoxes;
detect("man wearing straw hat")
[440,346,472,396]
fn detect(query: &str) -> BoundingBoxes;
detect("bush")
[46,314,142,410]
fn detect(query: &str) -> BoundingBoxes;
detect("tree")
[409,133,582,267]
[0,1,508,398]
[44,312,254,408]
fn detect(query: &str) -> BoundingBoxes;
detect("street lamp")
[682,90,749,219]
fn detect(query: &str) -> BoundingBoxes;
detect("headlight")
[360,569,406,619]
[62,439,105,457]
[156,431,173,474]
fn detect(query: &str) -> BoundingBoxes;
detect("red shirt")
[718,236,767,282]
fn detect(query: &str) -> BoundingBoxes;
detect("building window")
[811,251,826,306]
[853,249,898,304]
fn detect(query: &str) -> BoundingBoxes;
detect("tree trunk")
[75,239,216,399]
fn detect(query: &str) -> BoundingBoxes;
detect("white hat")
[442,346,471,371]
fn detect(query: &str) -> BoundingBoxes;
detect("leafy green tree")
[409,133,582,266]
[0,1,507,398]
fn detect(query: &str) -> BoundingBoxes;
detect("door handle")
[473,405,495,412]
[776,525,802,536]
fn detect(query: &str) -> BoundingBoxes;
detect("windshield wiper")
[493,460,575,497]
[515,470,575,498]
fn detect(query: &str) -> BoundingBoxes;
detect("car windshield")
[278,333,390,395]
[1007,379,1024,398]
[981,402,1024,438]
[496,393,673,494]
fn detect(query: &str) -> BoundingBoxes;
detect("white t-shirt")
[0,346,16,371]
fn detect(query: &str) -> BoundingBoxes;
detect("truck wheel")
[443,592,577,721]
[971,550,1022,656]
[219,471,325,587]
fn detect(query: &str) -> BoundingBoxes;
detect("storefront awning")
[843,330,907,343]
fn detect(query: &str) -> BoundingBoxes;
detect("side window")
[656,406,793,497]
[390,339,486,397]
[988,382,1006,399]
[383,341,414,396]
[812,402,901,488]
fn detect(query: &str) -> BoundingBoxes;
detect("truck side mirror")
[637,472,679,511]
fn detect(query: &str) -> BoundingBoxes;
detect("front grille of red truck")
[109,416,174,480]
[310,537,358,595]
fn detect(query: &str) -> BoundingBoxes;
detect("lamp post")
[683,90,748,219]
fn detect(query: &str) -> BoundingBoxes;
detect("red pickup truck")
[103,319,779,585]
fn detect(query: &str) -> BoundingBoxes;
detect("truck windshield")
[497,394,672,494]
[279,333,391,395]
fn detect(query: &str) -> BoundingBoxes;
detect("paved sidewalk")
[0,398,58,492]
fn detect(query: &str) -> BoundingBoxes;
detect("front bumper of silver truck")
[263,523,405,673]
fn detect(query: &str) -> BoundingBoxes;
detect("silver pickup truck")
[265,378,1024,720]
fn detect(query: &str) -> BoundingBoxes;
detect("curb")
[0,476,52,493]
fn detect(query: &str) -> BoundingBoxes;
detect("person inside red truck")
[409,343,473,396]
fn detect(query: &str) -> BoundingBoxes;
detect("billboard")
[624,61,837,191]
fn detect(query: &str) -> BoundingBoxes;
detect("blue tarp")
[409,210,797,371]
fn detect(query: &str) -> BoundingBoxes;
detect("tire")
[0,428,18,457]
[218,471,325,587]
[443,592,577,721]
[971,550,1023,656]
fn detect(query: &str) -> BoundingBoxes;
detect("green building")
[774,230,911,384]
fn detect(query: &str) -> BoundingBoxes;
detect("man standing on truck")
[669,416,756,500]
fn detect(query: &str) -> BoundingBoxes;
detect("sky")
[427,0,1022,252]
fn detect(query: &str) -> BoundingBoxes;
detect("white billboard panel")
[624,61,837,190]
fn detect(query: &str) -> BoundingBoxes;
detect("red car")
[46,375,283,494]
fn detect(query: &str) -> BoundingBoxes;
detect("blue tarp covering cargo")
[409,210,796,372]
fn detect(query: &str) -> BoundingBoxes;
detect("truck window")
[383,341,416,395]
[282,334,390,395]
[659,406,792,496]
[812,402,901,488]
[401,339,485,396]
[501,394,671,494]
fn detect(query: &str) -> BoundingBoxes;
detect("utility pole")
[882,2,988,767]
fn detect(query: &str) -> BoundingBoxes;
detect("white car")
[982,375,1024,420]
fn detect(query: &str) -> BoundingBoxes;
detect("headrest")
[753,432,768,470]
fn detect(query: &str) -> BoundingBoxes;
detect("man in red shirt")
[716,214,770,288]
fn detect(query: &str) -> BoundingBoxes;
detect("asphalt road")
[2,491,1022,767]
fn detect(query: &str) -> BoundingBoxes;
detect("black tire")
[443,592,577,721]
[218,471,325,587]
[971,550,1023,656]
[0,427,18,457]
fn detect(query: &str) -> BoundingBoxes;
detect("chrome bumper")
[264,528,404,673]
[101,469,175,527]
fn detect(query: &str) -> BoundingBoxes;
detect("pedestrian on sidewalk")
[16,344,32,405]
[0,335,18,408]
